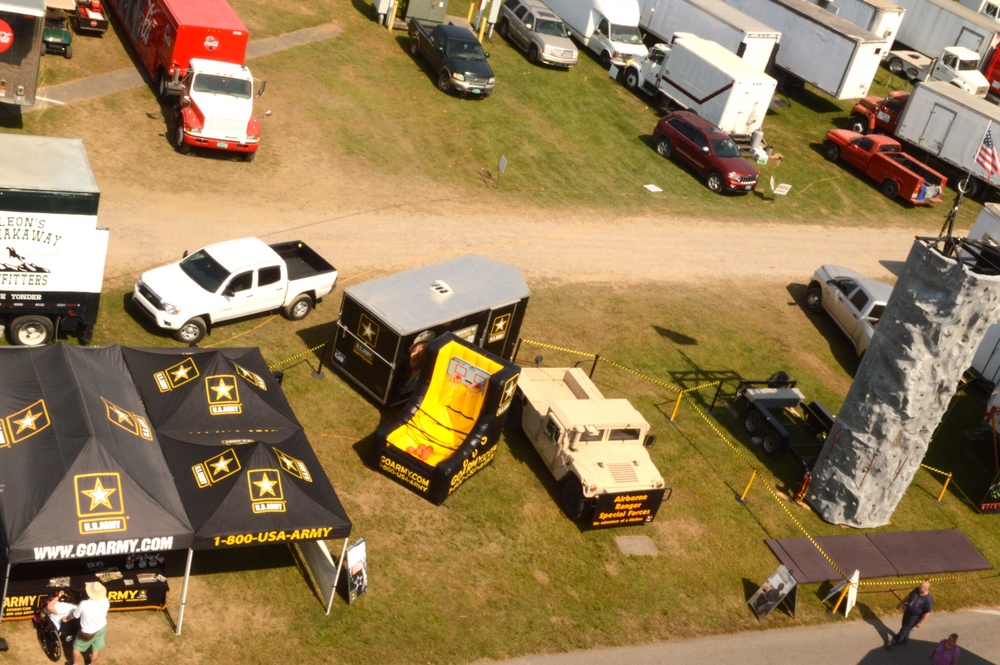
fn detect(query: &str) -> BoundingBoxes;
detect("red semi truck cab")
[104,0,264,160]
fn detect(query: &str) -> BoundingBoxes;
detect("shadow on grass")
[786,282,862,376]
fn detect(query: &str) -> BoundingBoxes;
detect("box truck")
[721,0,888,99]
[893,79,1000,198]
[637,0,781,72]
[891,0,1000,63]
[103,0,265,160]
[0,0,44,107]
[624,35,776,144]
[543,0,649,67]
[0,135,108,346]
[806,0,904,48]
[960,0,1000,22]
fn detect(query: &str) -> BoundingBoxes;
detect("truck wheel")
[706,171,724,194]
[880,179,899,200]
[528,45,539,65]
[175,121,191,155]
[64,45,72,60]
[243,150,257,163]
[409,38,420,58]
[561,477,586,521]
[497,18,509,38]
[824,142,840,162]
[805,283,823,311]
[438,70,452,94]
[283,294,314,321]
[959,176,982,198]
[158,73,170,100]
[9,316,54,346]
[623,68,639,91]
[174,317,206,344]
[848,116,868,135]
[761,429,786,456]
[656,138,672,159]
[599,51,612,70]
[744,409,764,436]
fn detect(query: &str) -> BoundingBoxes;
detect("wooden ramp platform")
[766,529,993,584]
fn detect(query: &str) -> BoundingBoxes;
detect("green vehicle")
[42,0,73,59]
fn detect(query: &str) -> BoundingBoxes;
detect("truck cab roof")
[188,57,252,78]
[197,237,278,270]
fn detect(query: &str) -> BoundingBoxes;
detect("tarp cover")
[0,344,193,564]
[121,347,352,550]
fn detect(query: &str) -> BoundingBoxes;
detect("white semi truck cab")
[887,46,990,97]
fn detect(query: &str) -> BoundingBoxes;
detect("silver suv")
[497,0,578,68]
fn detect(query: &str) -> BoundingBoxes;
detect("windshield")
[610,23,643,44]
[447,40,486,60]
[179,250,231,293]
[711,137,741,158]
[191,73,252,99]
[958,58,979,71]
[536,19,568,37]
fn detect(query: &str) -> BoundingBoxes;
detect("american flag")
[976,127,1000,176]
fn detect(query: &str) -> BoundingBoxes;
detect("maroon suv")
[652,111,759,194]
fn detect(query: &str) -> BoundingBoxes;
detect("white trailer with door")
[893,79,1000,198]
[805,0,905,48]
[637,0,781,72]
[959,0,1000,23]
[625,35,776,143]
[721,0,888,99]
[891,0,1000,63]
[544,0,649,67]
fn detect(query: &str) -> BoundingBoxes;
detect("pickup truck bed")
[272,241,336,281]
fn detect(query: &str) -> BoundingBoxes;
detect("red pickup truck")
[847,91,909,135]
[823,130,947,205]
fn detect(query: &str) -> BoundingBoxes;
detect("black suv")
[652,111,758,194]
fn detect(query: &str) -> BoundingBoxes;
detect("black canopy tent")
[120,347,353,632]
[0,344,352,633]
[0,344,194,618]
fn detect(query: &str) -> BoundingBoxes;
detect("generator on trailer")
[0,135,108,346]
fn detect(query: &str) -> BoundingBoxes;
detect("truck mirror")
[180,94,191,108]
[257,80,267,96]
[485,52,490,58]
[643,434,656,448]
[182,250,188,258]
[222,287,235,298]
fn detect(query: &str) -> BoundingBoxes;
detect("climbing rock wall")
[808,239,1000,528]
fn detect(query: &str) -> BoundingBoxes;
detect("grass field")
[1,2,999,664]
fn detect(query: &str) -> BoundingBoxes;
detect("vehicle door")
[642,47,665,84]
[876,96,904,132]
[512,5,530,50]
[825,277,861,338]
[217,264,285,321]
[671,120,704,173]
[685,125,712,175]
[537,413,565,470]
[842,136,876,171]
[847,287,875,353]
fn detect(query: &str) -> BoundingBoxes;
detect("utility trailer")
[805,0,905,48]
[722,0,888,99]
[637,0,781,72]
[891,0,1000,65]
[714,374,835,466]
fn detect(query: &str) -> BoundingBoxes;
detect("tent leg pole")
[175,548,194,636]
[328,538,349,615]
[0,562,11,625]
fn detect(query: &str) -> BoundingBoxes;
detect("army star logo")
[206,374,242,415]
[83,478,116,511]
[13,409,40,434]
[4,399,52,445]
[154,357,199,392]
[254,473,277,496]
[248,468,286,513]
[358,314,380,346]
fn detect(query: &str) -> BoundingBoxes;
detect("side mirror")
[533,354,543,368]
[179,94,191,108]
[643,434,656,448]
[182,250,188,258]
[222,288,235,298]
[702,146,710,153]
[257,79,267,96]
[525,23,532,29]
[484,52,490,58]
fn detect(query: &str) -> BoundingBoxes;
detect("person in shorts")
[72,581,109,665]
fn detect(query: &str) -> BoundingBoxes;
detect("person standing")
[72,581,109,665]
[930,633,960,665]
[888,581,933,648]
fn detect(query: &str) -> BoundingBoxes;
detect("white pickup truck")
[132,238,337,344]
[510,366,668,527]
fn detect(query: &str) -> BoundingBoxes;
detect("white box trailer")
[966,203,1000,386]
[652,35,777,138]
[893,79,1000,198]
[892,0,1000,62]
[544,0,649,66]
[637,0,781,71]
[0,0,44,106]
[806,0,905,48]
[722,0,888,99]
